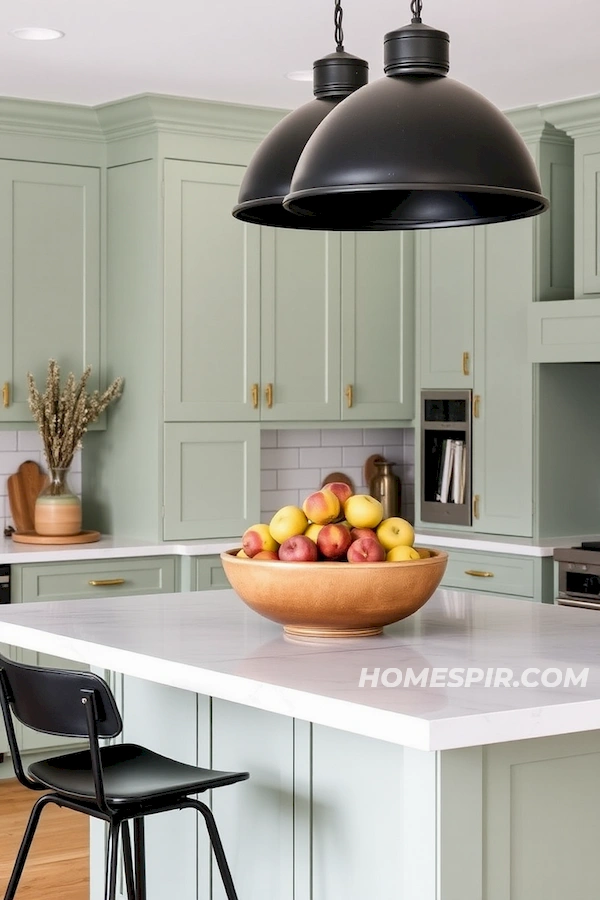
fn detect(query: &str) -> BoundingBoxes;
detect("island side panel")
[310,724,437,900]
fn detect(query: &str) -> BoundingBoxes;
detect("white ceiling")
[0,0,597,113]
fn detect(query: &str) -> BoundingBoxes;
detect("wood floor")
[0,779,88,900]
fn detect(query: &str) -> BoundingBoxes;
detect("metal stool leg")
[121,821,136,900]
[3,794,54,900]
[185,799,240,900]
[133,817,147,900]
[104,821,121,900]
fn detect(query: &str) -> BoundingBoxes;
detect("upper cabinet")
[0,160,101,421]
[163,158,414,426]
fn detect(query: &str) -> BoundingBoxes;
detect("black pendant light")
[232,0,368,227]
[283,0,549,230]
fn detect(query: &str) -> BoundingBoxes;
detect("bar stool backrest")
[0,652,122,739]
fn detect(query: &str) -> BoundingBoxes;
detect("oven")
[555,544,600,609]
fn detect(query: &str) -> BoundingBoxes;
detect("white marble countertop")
[0,531,591,564]
[0,535,238,564]
[0,588,599,751]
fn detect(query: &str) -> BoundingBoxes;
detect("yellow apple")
[304,522,324,542]
[386,545,420,562]
[343,494,384,529]
[242,523,279,557]
[376,517,415,551]
[236,549,249,558]
[269,505,309,544]
[414,547,431,559]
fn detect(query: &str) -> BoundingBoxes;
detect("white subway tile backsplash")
[261,448,299,469]
[261,469,277,491]
[0,433,18,452]
[260,430,277,449]
[299,446,342,469]
[277,468,322,490]
[0,451,43,476]
[341,445,382,467]
[277,429,321,448]
[16,431,42,452]
[261,489,301,510]
[364,427,404,445]
[320,429,364,447]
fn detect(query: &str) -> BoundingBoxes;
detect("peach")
[242,523,279,558]
[252,550,280,560]
[302,489,340,525]
[317,523,352,560]
[278,535,319,562]
[349,527,378,543]
[347,536,386,563]
[323,482,353,507]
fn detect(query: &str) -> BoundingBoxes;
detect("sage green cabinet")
[191,555,229,591]
[0,160,101,421]
[418,228,475,390]
[163,423,260,540]
[341,232,415,421]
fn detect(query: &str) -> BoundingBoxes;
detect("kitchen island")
[0,588,598,900]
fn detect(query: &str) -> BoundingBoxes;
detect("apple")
[323,482,353,508]
[317,523,352,560]
[302,489,340,525]
[252,550,280,560]
[347,536,386,563]
[376,517,415,551]
[414,547,431,559]
[278,535,318,562]
[242,523,279,558]
[343,494,384,529]
[386,545,421,562]
[304,522,323,542]
[236,549,249,558]
[349,527,378,543]
[269,505,309,544]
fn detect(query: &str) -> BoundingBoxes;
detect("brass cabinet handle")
[88,578,126,587]
[2,383,9,408]
[465,570,494,578]
[462,351,470,376]
[473,394,481,418]
[473,494,480,519]
[345,384,353,408]
[265,383,273,408]
[251,383,259,409]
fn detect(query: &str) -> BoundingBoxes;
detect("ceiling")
[0,0,598,113]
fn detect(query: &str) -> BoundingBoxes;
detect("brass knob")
[265,383,273,409]
[345,384,353,408]
[251,383,259,409]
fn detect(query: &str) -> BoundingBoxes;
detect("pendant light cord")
[334,0,344,51]
[410,0,423,23]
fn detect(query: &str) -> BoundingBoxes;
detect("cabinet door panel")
[164,423,260,539]
[419,229,475,389]
[473,221,533,536]
[0,161,100,421]
[582,150,600,295]
[341,233,414,420]
[164,160,260,422]
[260,229,340,421]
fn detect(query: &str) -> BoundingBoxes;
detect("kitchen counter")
[0,534,238,563]
[0,587,598,751]
[413,528,600,556]
[1,588,598,900]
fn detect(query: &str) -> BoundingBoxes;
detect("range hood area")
[529,95,600,363]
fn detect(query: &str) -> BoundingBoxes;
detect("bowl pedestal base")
[283,624,383,639]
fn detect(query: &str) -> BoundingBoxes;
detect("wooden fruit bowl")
[220,548,448,638]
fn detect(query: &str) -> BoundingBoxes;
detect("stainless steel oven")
[555,545,600,609]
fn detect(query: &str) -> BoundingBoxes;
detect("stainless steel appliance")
[554,544,600,609]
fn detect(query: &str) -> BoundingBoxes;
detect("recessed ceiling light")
[286,71,312,82]
[10,27,65,41]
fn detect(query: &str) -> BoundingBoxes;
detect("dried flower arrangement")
[27,360,124,472]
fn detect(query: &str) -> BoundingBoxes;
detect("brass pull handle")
[465,569,494,578]
[265,383,273,409]
[251,383,259,409]
[88,578,126,587]
[2,383,9,408]
[473,394,481,418]
[473,494,480,519]
[345,384,353,408]
[462,352,470,376]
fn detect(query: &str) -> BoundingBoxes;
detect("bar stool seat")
[0,654,249,900]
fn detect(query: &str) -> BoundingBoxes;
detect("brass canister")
[369,460,400,519]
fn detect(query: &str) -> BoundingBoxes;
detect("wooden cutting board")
[7,461,47,534]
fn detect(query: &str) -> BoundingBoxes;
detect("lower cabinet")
[191,555,229,591]
[439,549,554,603]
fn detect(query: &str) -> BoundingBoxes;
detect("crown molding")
[540,94,600,138]
[505,105,573,145]
[0,96,103,142]
[95,93,287,143]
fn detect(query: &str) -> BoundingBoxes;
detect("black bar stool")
[0,653,249,900]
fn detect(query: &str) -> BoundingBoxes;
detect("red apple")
[252,550,279,560]
[347,537,386,563]
[278,535,319,562]
[317,523,352,560]
[349,527,378,543]
[324,482,353,507]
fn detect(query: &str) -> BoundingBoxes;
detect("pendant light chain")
[334,0,344,51]
[410,0,423,23]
